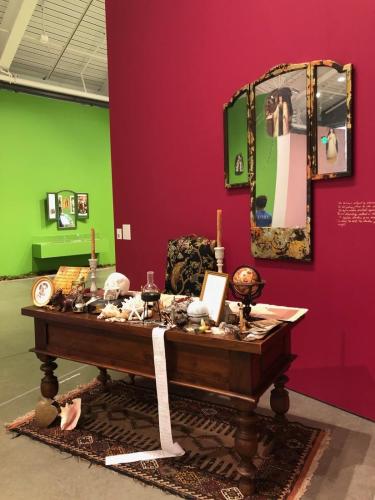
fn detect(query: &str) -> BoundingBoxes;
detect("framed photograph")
[200,271,229,324]
[32,276,54,307]
[224,87,249,188]
[46,192,57,221]
[77,193,89,219]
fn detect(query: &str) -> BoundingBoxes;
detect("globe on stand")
[230,266,265,321]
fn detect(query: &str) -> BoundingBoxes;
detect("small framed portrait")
[200,271,229,324]
[77,193,89,219]
[46,192,57,221]
[32,276,54,307]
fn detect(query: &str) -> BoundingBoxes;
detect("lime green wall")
[255,93,277,215]
[0,90,115,277]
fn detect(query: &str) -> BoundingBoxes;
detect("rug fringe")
[5,409,36,430]
[288,430,332,500]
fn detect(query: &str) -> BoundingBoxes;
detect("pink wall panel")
[106,0,375,420]
[285,133,307,228]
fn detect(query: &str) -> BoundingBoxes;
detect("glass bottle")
[141,271,161,303]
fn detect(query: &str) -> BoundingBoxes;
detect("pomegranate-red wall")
[106,0,375,420]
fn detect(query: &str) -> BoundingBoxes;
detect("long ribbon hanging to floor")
[105,327,185,465]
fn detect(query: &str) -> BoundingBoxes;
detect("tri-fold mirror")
[46,190,89,230]
[224,60,353,261]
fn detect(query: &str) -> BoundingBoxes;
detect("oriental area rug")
[7,379,329,500]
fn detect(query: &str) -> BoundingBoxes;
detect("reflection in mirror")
[249,63,311,261]
[255,69,307,229]
[57,190,76,230]
[315,64,352,177]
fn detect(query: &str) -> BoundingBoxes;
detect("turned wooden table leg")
[37,354,58,399]
[234,400,258,496]
[270,374,290,449]
[270,374,290,423]
[96,367,111,390]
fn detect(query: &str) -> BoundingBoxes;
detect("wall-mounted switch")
[122,224,131,240]
[116,228,122,239]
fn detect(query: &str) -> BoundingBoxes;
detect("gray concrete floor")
[0,271,374,500]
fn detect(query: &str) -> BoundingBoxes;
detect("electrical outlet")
[116,228,122,239]
[122,224,131,240]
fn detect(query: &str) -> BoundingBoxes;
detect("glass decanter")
[141,271,161,303]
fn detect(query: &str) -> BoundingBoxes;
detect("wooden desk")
[22,305,297,496]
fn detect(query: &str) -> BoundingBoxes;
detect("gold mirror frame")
[248,62,313,261]
[223,86,250,189]
[310,60,353,180]
[245,60,352,261]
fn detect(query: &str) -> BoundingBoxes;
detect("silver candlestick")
[214,246,225,273]
[89,258,98,297]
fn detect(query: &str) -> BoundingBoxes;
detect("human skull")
[103,272,130,300]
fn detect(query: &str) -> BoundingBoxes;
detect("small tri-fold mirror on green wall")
[46,190,89,230]
[223,60,353,262]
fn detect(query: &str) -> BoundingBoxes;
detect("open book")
[243,319,282,341]
[250,303,308,322]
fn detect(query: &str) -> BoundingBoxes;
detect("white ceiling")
[0,0,108,101]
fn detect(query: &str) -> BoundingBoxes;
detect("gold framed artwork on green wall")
[46,190,90,229]
[77,193,89,219]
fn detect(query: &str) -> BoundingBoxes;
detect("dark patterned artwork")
[165,235,217,296]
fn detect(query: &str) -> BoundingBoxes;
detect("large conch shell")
[60,398,81,430]
[97,303,121,319]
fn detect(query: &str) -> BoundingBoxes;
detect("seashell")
[98,303,121,319]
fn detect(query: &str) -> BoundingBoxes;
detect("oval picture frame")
[32,276,54,307]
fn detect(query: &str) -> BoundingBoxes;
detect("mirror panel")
[224,88,249,188]
[249,64,311,261]
[57,190,77,230]
[46,192,57,221]
[312,61,352,179]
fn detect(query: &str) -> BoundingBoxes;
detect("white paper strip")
[105,326,185,466]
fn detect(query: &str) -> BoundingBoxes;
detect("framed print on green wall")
[46,192,57,220]
[223,87,249,188]
[77,193,89,219]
